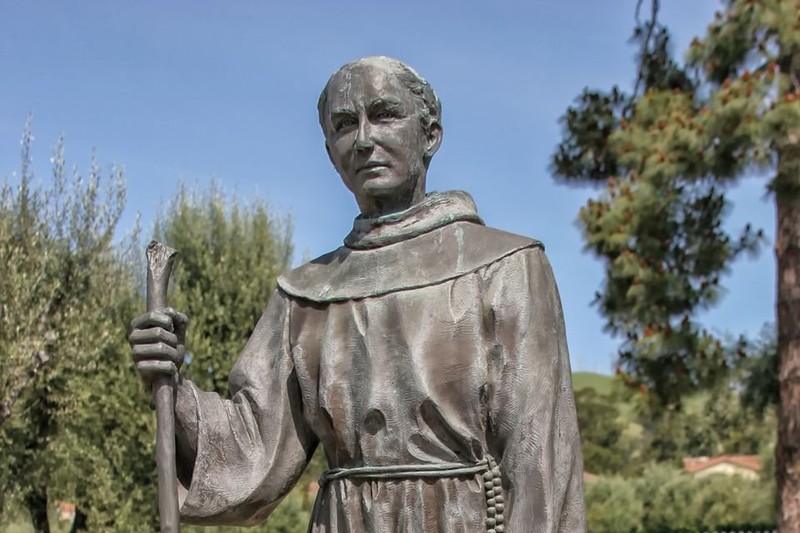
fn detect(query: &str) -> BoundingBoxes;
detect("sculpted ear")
[425,123,443,160]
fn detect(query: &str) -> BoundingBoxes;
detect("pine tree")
[552,0,800,527]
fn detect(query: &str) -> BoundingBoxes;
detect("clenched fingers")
[137,360,179,378]
[129,326,179,348]
[131,341,184,366]
[129,308,188,334]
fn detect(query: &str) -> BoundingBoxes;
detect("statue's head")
[318,56,443,217]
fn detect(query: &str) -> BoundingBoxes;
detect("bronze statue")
[130,56,586,532]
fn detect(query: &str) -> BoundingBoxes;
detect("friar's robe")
[174,191,586,532]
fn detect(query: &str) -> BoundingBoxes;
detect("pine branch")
[632,0,661,101]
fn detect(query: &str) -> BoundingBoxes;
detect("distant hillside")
[572,371,615,395]
[572,371,643,437]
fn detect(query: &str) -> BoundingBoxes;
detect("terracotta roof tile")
[682,454,762,474]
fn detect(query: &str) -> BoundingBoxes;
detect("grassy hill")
[572,370,709,428]
[572,371,615,395]
[572,371,642,429]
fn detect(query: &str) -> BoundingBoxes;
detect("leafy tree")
[585,475,644,532]
[574,388,630,474]
[689,473,774,530]
[640,395,772,464]
[552,0,800,525]
[640,465,773,531]
[154,182,293,394]
[584,464,775,532]
[0,123,156,532]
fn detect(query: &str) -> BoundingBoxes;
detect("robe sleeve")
[487,247,586,532]
[173,289,318,526]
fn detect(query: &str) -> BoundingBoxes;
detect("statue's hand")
[129,308,188,391]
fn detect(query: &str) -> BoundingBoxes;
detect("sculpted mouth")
[357,162,390,172]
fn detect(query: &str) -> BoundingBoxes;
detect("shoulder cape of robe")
[278,190,542,302]
[278,224,541,303]
[174,191,586,532]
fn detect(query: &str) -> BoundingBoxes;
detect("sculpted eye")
[375,110,399,120]
[335,117,357,132]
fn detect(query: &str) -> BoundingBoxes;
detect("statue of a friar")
[130,56,586,532]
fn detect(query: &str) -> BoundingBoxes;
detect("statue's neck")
[357,187,426,218]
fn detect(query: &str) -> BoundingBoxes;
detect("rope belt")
[319,455,505,533]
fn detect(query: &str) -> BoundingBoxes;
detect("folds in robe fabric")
[174,191,586,531]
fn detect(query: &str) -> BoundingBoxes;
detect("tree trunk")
[25,489,50,533]
[69,507,87,532]
[23,394,55,533]
[775,49,800,529]
[777,193,800,530]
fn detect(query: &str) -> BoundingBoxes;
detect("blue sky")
[0,1,774,373]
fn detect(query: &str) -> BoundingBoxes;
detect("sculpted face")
[323,62,442,217]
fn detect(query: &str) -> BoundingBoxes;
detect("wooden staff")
[146,240,180,533]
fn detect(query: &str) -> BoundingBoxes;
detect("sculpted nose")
[354,121,374,152]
